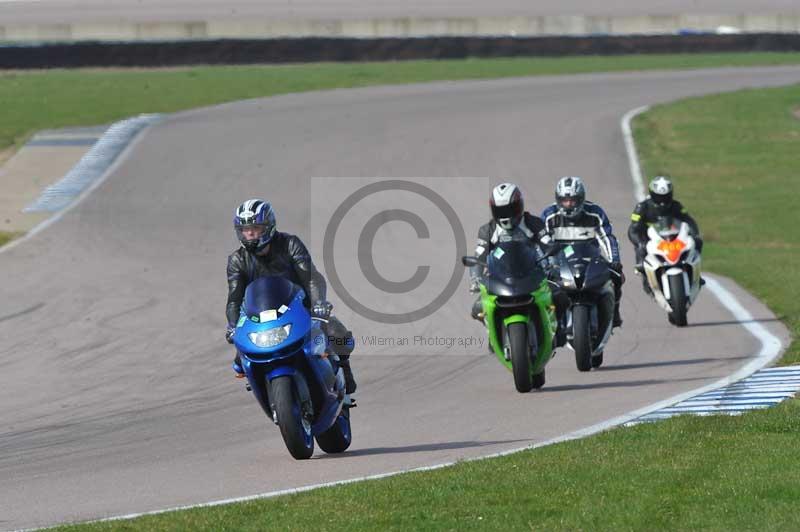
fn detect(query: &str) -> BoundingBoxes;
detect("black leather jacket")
[627,198,700,248]
[470,212,551,282]
[226,232,326,327]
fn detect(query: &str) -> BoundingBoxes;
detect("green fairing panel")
[480,279,556,375]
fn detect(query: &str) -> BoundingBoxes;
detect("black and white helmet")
[555,176,586,219]
[490,183,524,230]
[649,176,674,213]
[233,199,276,253]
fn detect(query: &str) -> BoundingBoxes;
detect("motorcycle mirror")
[461,256,485,268]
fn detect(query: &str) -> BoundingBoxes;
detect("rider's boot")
[554,317,567,348]
[339,356,357,394]
[471,297,484,321]
[641,274,653,297]
[613,301,623,328]
[232,352,245,378]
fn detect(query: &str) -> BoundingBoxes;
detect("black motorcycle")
[550,241,615,371]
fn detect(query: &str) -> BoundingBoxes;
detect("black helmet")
[555,176,586,219]
[649,176,674,214]
[490,183,524,230]
[233,199,276,253]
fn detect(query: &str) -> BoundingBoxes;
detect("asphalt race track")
[1,0,797,23]
[0,66,797,529]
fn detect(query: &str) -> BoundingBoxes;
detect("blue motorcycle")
[233,276,353,459]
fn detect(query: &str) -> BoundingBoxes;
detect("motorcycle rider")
[628,176,703,295]
[468,183,562,342]
[541,176,625,328]
[226,199,357,394]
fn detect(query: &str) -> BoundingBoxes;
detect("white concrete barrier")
[1,13,799,42]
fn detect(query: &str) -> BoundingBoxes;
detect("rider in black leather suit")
[226,199,357,393]
[628,176,703,295]
[468,183,568,346]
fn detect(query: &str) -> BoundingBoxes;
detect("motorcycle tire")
[532,368,546,389]
[272,375,315,460]
[508,322,533,393]
[315,408,352,454]
[591,350,604,369]
[668,275,688,327]
[573,305,593,372]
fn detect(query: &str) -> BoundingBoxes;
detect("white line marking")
[621,105,651,202]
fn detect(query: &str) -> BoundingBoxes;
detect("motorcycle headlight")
[560,270,576,289]
[249,324,291,348]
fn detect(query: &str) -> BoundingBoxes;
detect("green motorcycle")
[462,240,557,392]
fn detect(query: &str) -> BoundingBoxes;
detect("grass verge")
[3,52,800,151]
[2,56,795,530]
[56,401,800,531]
[0,230,21,247]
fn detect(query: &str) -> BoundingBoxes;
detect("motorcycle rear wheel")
[532,368,546,389]
[316,408,352,454]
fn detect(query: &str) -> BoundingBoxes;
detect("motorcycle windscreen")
[243,276,303,318]
[653,216,680,240]
[557,241,603,263]
[486,240,546,292]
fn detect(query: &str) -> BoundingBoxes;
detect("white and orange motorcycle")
[641,218,702,327]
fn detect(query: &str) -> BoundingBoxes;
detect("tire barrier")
[2,33,800,69]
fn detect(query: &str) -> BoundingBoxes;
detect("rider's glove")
[225,326,235,344]
[311,300,333,319]
[469,279,481,294]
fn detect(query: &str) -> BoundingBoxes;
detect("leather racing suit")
[226,231,355,372]
[541,201,624,326]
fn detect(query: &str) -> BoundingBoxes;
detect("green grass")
[4,55,798,530]
[3,52,800,151]
[54,401,800,531]
[633,83,800,365]
[0,230,21,247]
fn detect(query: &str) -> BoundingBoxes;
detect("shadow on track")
[314,439,528,459]
[599,356,750,372]
[541,376,709,393]
[0,302,45,323]
[685,317,783,328]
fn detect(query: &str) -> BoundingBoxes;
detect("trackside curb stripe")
[0,114,161,257]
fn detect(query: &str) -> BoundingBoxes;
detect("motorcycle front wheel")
[508,322,533,393]
[272,375,315,459]
[668,275,688,327]
[573,305,593,372]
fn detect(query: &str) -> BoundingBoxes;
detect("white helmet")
[490,183,524,230]
[555,176,586,219]
[649,176,674,212]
